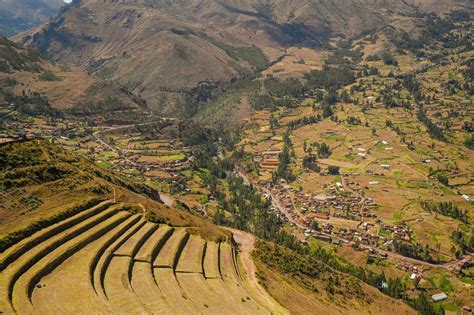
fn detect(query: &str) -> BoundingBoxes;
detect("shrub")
[38,70,60,81]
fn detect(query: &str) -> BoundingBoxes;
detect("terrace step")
[153,268,197,314]
[176,273,241,314]
[0,200,114,271]
[220,242,240,282]
[135,225,174,263]
[175,235,205,274]
[215,242,266,313]
[12,210,131,314]
[89,214,142,294]
[131,261,173,313]
[93,219,147,301]
[207,278,265,314]
[32,214,142,314]
[153,228,189,268]
[0,202,118,314]
[203,241,221,279]
[104,256,150,314]
[114,222,157,257]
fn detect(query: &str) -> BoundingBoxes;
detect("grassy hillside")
[0,36,149,123]
[253,239,417,314]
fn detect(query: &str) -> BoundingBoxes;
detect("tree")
[269,114,279,135]
[303,154,320,172]
[310,220,319,231]
[322,104,333,118]
[328,166,340,175]
[437,174,449,186]
[275,131,295,181]
[317,142,332,158]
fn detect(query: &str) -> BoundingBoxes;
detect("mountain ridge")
[15,0,470,110]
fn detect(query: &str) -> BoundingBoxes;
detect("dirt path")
[159,193,174,207]
[225,228,289,315]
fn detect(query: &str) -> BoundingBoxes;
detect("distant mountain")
[0,0,64,37]
[15,0,471,110]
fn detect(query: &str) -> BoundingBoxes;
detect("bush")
[382,52,398,66]
[38,70,60,81]
[437,174,449,186]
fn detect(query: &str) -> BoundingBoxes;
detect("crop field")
[0,200,282,314]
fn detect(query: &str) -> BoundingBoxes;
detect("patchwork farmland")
[0,200,282,314]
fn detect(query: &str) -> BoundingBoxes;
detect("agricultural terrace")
[0,200,283,314]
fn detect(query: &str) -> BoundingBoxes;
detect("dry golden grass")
[262,48,328,79]
[254,259,415,315]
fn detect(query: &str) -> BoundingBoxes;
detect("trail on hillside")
[226,228,289,315]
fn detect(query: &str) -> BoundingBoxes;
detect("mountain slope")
[0,0,63,36]
[16,0,470,110]
[0,35,149,123]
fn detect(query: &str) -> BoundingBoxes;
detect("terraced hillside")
[0,200,283,314]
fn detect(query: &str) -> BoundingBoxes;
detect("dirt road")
[225,227,289,315]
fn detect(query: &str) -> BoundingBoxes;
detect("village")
[252,173,414,258]
[235,165,474,308]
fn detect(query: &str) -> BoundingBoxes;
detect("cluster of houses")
[0,120,68,143]
[259,178,419,254]
[256,148,281,172]
[79,135,192,175]
[379,222,412,242]
[128,155,190,170]
[396,262,422,274]
[264,180,381,224]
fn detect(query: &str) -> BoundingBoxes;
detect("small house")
[431,293,447,302]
